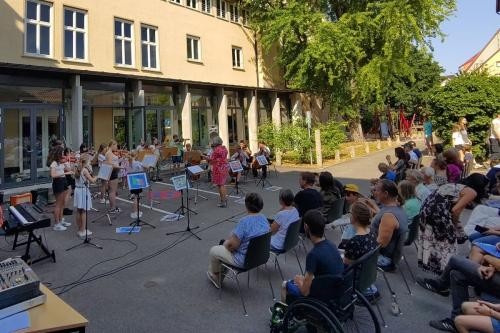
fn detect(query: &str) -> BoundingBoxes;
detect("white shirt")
[408,150,418,163]
[50,161,65,177]
[491,118,500,139]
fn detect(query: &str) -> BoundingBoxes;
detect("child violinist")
[129,150,145,219]
[73,154,97,238]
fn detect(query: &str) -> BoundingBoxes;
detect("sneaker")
[53,223,67,231]
[63,208,73,215]
[429,318,457,332]
[99,198,107,204]
[61,220,72,227]
[217,201,227,208]
[130,212,138,219]
[417,277,450,297]
[108,208,121,214]
[206,271,221,289]
[77,230,92,238]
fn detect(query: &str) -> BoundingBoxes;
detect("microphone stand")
[67,181,103,251]
[166,166,201,240]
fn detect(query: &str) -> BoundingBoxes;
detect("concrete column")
[70,75,83,150]
[246,90,258,154]
[180,84,192,143]
[132,80,145,107]
[236,108,245,142]
[291,93,302,124]
[270,91,282,165]
[216,87,229,151]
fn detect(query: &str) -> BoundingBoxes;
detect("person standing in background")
[423,116,433,156]
[490,113,500,158]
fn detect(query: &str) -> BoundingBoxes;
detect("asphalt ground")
[0,144,469,332]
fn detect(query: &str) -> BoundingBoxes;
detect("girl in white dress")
[74,155,97,238]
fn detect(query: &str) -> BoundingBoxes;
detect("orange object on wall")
[10,193,32,206]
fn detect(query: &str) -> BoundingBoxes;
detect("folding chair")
[270,220,303,280]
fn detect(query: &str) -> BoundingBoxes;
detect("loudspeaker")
[31,188,49,206]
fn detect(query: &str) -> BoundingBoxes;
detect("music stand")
[171,174,197,220]
[186,164,208,204]
[166,168,201,240]
[67,181,103,251]
[128,172,156,234]
[142,154,161,208]
[255,155,272,188]
[228,160,245,196]
[90,164,113,225]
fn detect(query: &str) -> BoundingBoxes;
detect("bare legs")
[108,179,118,210]
[217,185,227,207]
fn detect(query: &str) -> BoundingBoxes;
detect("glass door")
[36,107,62,183]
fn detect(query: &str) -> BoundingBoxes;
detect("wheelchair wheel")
[337,290,381,333]
[282,298,344,333]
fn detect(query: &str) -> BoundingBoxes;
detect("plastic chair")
[401,215,420,283]
[220,232,274,316]
[270,220,303,280]
[326,197,346,224]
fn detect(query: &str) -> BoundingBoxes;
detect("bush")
[316,121,347,159]
[430,73,500,159]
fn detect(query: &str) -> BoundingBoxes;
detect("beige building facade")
[459,29,500,76]
[0,0,304,189]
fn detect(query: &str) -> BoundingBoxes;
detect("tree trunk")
[349,121,365,142]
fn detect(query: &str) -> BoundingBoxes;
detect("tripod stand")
[255,166,272,188]
[173,188,198,220]
[166,168,201,240]
[228,172,246,196]
[67,182,103,251]
[90,185,112,225]
[129,189,156,234]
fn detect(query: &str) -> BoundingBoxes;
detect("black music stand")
[228,160,246,196]
[255,155,272,188]
[166,167,201,240]
[127,172,156,234]
[67,181,103,251]
[171,173,198,220]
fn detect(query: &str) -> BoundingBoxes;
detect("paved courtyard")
[0,146,459,332]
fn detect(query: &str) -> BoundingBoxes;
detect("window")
[201,0,211,13]
[114,19,134,66]
[496,61,500,68]
[170,0,181,3]
[232,47,243,68]
[216,0,226,18]
[141,25,158,69]
[63,8,87,60]
[186,0,197,9]
[25,0,52,56]
[242,9,249,25]
[187,36,201,61]
[229,4,239,22]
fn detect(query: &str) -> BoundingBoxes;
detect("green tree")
[244,0,455,139]
[429,72,500,158]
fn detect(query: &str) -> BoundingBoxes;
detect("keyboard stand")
[13,230,56,265]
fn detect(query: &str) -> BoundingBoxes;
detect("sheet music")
[97,164,113,180]
[187,165,204,174]
[142,154,159,168]
[256,155,268,166]
[229,160,243,173]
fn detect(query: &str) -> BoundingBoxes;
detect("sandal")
[429,318,457,332]
[206,272,221,289]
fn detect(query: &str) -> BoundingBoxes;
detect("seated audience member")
[454,300,500,333]
[418,173,487,275]
[406,169,431,202]
[386,147,408,183]
[417,254,500,332]
[318,171,342,219]
[432,158,449,186]
[281,210,344,303]
[433,143,444,160]
[294,172,323,219]
[421,166,439,192]
[404,142,419,167]
[398,180,422,222]
[469,238,500,265]
[410,141,422,160]
[343,202,378,265]
[444,148,464,183]
[270,189,300,251]
[377,162,397,182]
[486,157,500,194]
[207,193,270,288]
[465,204,500,239]
[371,179,408,271]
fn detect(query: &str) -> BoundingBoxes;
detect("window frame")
[186,35,201,62]
[186,0,197,9]
[229,3,239,23]
[24,0,53,57]
[63,7,88,61]
[201,0,211,14]
[140,24,160,70]
[114,18,135,67]
[170,0,182,4]
[216,0,227,19]
[231,46,243,69]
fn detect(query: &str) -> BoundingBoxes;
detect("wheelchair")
[270,273,381,333]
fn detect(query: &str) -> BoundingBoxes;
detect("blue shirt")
[305,239,344,277]
[232,214,270,267]
[382,170,397,182]
[271,208,300,250]
[423,121,433,136]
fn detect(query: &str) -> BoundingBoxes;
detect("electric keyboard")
[8,202,50,228]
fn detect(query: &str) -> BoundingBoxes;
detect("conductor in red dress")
[209,136,229,207]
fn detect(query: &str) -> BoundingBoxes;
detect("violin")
[62,153,77,163]
[116,149,130,159]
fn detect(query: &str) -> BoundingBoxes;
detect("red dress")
[210,145,229,186]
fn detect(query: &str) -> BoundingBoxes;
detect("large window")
[201,0,211,13]
[242,9,249,25]
[63,8,87,60]
[187,36,201,61]
[216,0,226,18]
[186,0,197,9]
[170,0,181,3]
[114,19,134,66]
[232,47,243,69]
[25,0,52,56]
[229,4,239,22]
[141,25,158,69]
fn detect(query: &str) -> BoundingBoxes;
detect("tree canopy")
[244,0,455,130]
[430,72,500,158]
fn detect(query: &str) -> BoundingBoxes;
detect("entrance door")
[0,105,63,187]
